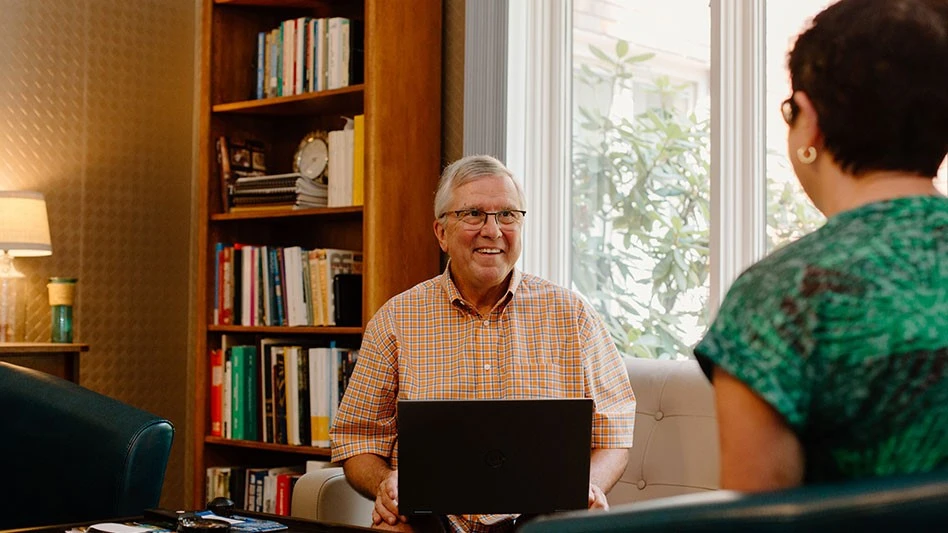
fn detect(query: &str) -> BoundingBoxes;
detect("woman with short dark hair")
[695,0,948,491]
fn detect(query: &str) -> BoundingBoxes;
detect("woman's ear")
[792,91,823,148]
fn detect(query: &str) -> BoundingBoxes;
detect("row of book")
[210,337,359,447]
[255,16,363,100]
[206,460,333,514]
[212,244,362,328]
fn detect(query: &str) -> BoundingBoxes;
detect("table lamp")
[0,191,52,342]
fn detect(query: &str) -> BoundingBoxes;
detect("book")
[209,348,224,437]
[193,512,287,532]
[272,347,288,445]
[216,136,233,212]
[243,344,259,441]
[230,345,246,440]
[352,114,364,205]
[256,31,266,99]
[333,273,362,327]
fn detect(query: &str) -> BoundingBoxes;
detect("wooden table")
[0,342,89,384]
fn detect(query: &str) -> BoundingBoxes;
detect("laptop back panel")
[397,398,593,516]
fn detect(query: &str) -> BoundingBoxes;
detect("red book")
[209,348,224,437]
[275,473,291,515]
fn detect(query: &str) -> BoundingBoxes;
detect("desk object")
[0,341,88,383]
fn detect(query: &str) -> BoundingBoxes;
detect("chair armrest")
[520,469,948,533]
[290,467,375,527]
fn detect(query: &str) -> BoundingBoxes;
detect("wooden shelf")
[206,436,331,456]
[213,85,364,116]
[194,0,442,508]
[211,205,362,222]
[215,0,329,8]
[208,325,362,335]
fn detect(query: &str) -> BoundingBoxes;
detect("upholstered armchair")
[0,362,174,528]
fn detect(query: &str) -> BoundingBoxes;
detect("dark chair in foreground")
[520,468,948,533]
[0,361,174,528]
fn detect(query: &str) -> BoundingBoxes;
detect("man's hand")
[588,483,609,510]
[372,469,408,527]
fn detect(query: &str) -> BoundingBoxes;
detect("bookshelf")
[193,0,442,508]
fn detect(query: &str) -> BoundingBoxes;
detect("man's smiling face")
[434,174,524,299]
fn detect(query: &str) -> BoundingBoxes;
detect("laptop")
[397,398,593,516]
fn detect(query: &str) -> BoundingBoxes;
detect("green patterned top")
[695,195,948,483]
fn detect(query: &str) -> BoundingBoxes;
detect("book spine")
[244,345,258,441]
[310,346,331,447]
[213,242,223,324]
[210,348,223,437]
[256,31,265,99]
[269,247,284,326]
[231,345,245,440]
[285,346,300,445]
[273,347,288,445]
[260,344,273,443]
[298,348,311,446]
[223,349,232,438]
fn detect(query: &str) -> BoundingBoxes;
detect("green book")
[243,345,259,441]
[230,346,246,440]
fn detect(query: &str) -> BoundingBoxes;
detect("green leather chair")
[519,469,948,532]
[0,361,174,528]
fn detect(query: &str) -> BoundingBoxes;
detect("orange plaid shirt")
[330,266,636,532]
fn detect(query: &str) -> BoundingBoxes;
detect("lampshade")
[0,191,52,257]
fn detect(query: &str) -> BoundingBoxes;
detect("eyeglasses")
[439,209,527,228]
[781,96,799,125]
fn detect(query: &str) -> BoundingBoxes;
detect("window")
[570,1,710,359]
[493,1,947,359]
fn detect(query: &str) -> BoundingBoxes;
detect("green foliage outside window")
[572,40,822,359]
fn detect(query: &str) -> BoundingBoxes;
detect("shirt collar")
[438,259,522,313]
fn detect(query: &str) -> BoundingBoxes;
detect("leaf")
[616,40,629,58]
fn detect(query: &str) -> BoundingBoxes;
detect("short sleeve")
[694,260,818,431]
[578,297,636,448]
[330,304,400,463]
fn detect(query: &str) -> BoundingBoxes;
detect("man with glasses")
[330,155,636,532]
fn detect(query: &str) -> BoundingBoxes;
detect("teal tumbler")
[51,304,73,343]
[47,277,77,343]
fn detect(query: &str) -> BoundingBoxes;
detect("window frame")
[464,0,770,316]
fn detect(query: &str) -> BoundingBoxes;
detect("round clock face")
[294,131,329,183]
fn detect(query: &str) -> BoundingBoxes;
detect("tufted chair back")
[608,357,719,504]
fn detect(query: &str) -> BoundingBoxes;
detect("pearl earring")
[796,146,817,164]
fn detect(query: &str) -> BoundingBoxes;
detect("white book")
[240,246,252,325]
[315,19,328,91]
[309,347,331,447]
[307,19,317,92]
[282,19,295,96]
[327,130,353,207]
[327,17,343,89]
[339,18,351,87]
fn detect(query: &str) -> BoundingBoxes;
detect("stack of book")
[230,173,301,211]
[294,176,328,209]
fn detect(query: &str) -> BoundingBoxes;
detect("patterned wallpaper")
[0,0,461,511]
[0,0,196,509]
